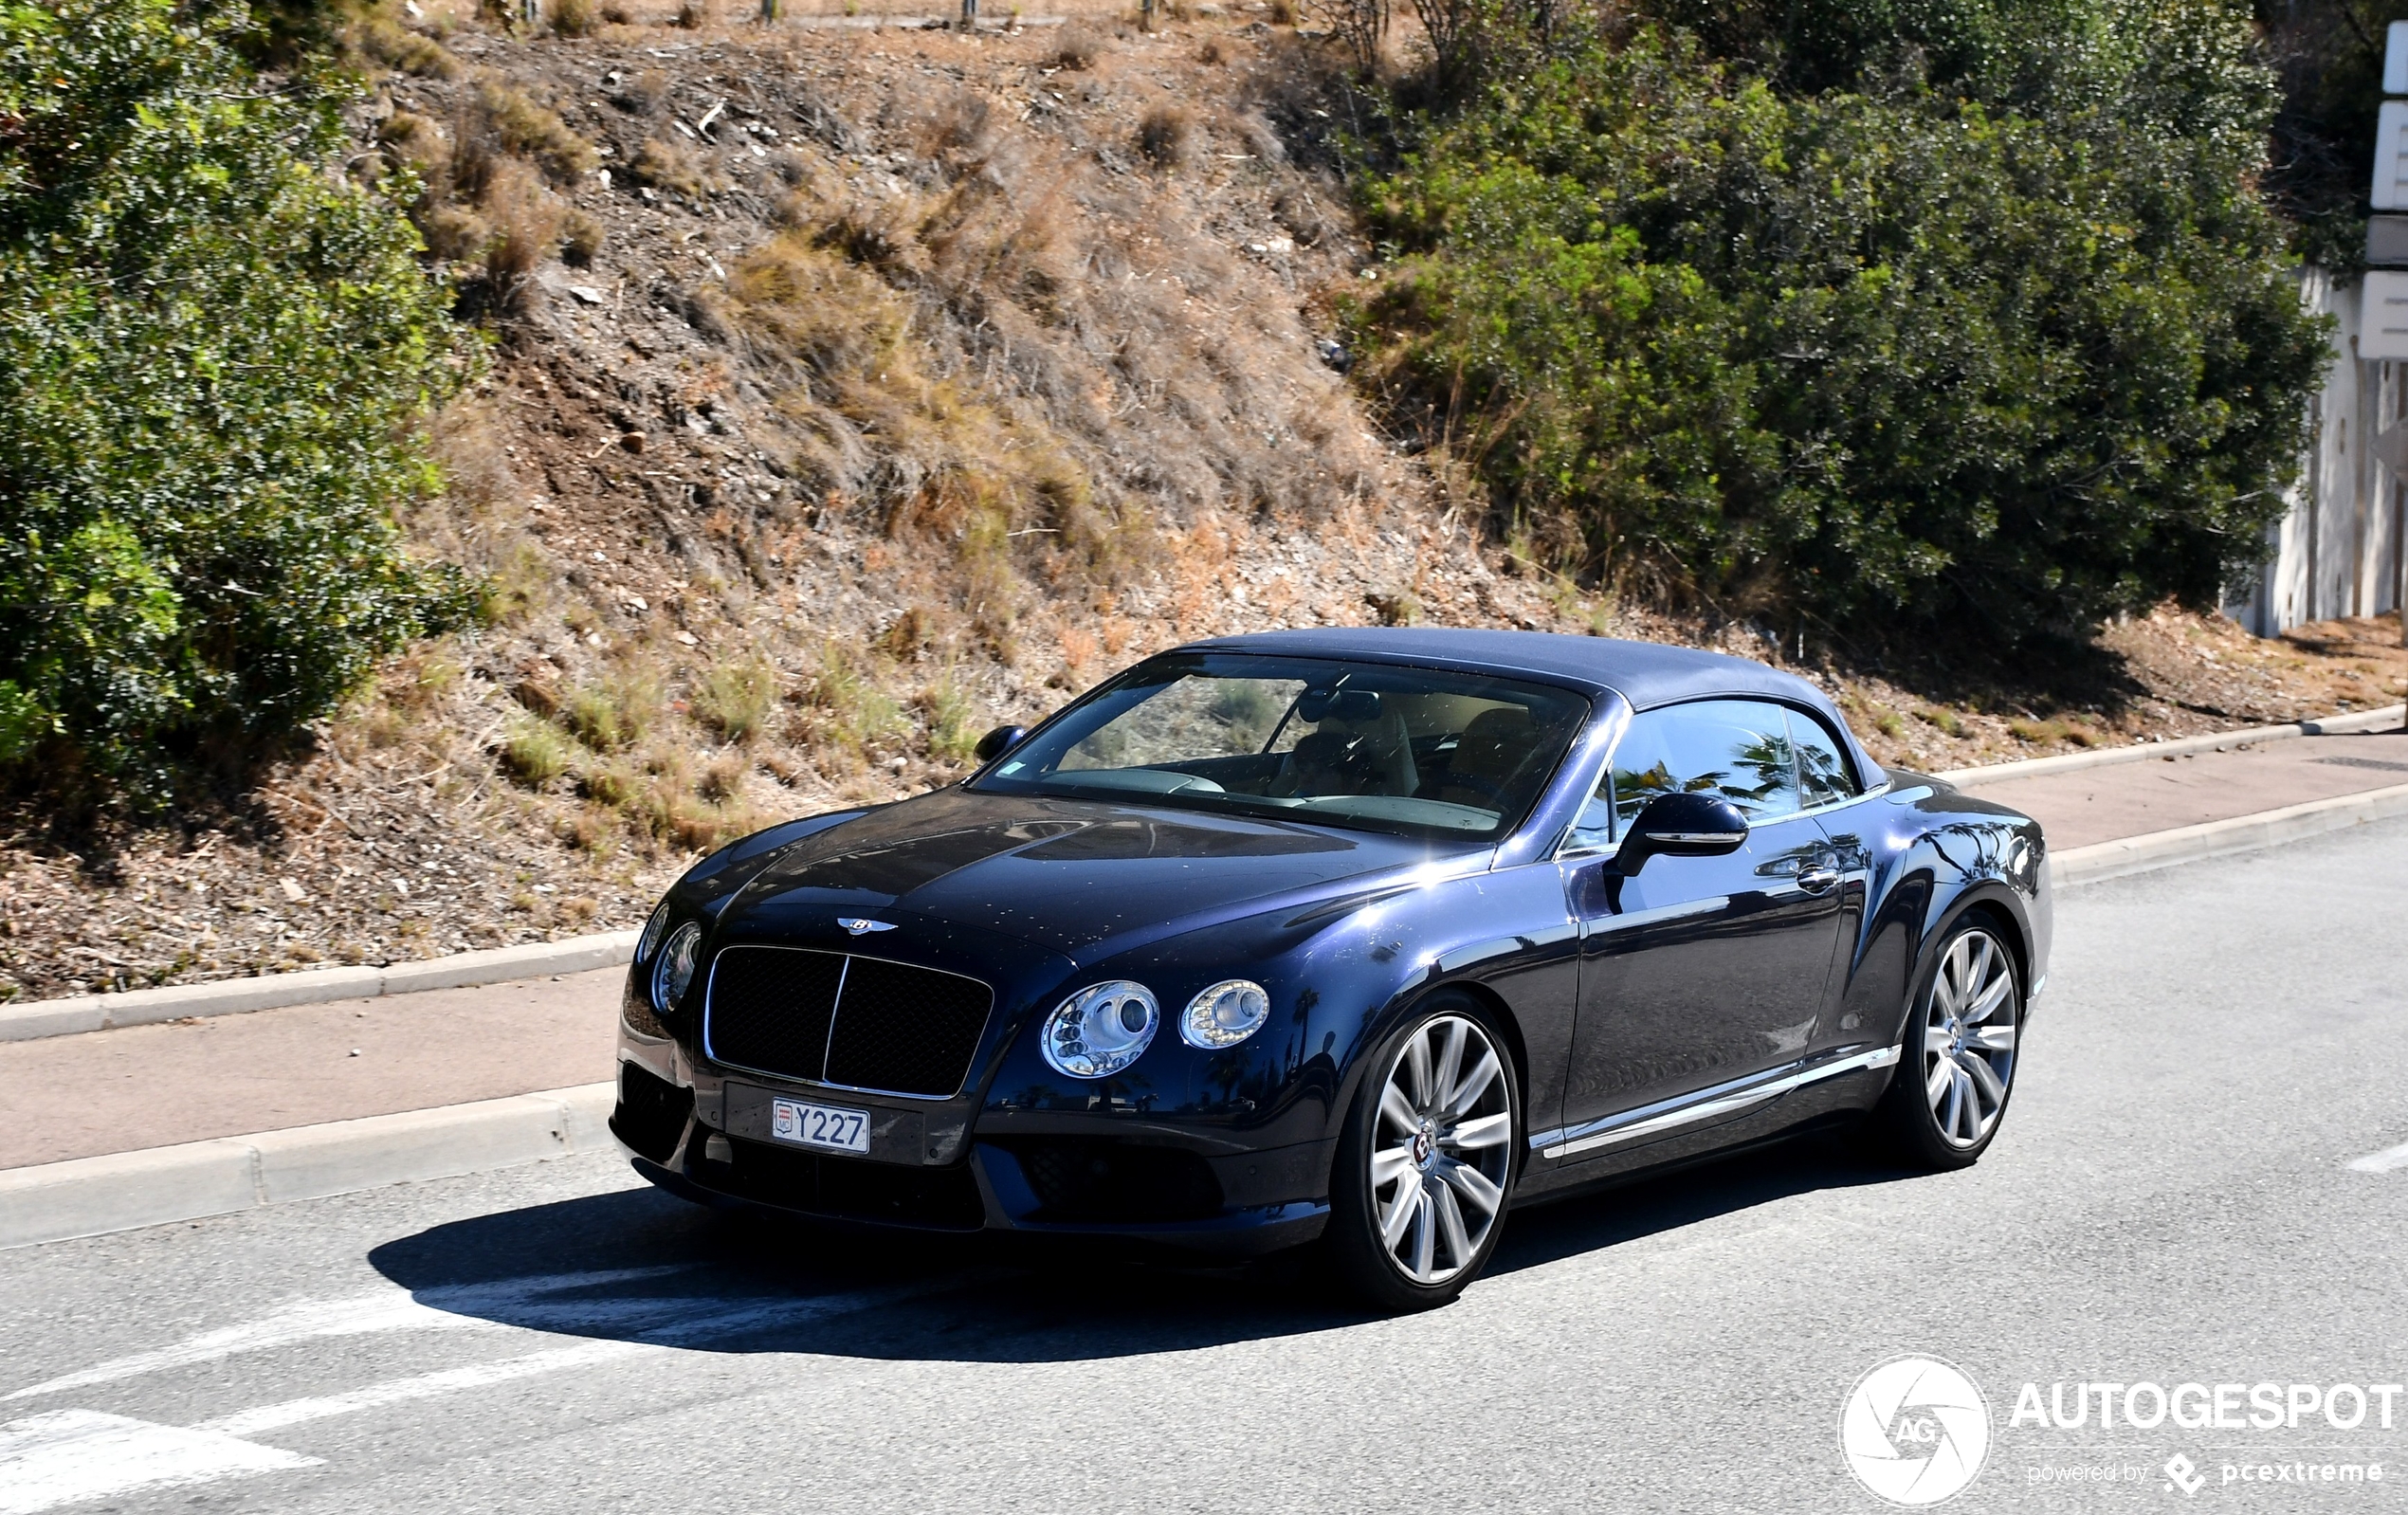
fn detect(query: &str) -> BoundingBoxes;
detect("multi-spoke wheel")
[1326,999,1519,1310]
[1873,917,2023,1169]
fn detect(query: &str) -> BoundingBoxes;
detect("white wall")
[2230,269,2408,636]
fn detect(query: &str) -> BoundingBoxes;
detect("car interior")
[986,664,1590,837]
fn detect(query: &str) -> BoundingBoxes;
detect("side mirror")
[973,723,1029,765]
[1614,791,1748,875]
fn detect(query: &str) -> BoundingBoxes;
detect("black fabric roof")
[1177,628,1826,712]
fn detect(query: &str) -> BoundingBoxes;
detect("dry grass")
[1051,25,1104,67]
[549,0,601,35]
[477,80,597,181]
[354,10,464,77]
[501,716,574,786]
[1138,102,1195,167]
[478,159,565,311]
[693,659,779,743]
[631,136,712,200]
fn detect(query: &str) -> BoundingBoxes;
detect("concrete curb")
[0,1083,617,1250]
[0,930,640,1044]
[1940,703,2404,790]
[2049,780,2408,888]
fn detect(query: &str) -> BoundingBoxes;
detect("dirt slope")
[0,7,2399,1002]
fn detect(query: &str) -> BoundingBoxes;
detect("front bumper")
[610,1047,1332,1257]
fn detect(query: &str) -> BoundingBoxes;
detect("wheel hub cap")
[1921,928,2020,1149]
[1370,1013,1514,1287]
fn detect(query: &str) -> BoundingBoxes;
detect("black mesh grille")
[703,945,993,1100]
[824,957,993,1098]
[704,948,844,1081]
[702,1136,985,1229]
[610,1062,693,1164]
[1011,1140,1225,1222]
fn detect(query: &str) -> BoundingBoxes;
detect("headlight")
[1042,980,1158,1079]
[1180,979,1271,1049]
[636,902,672,962]
[651,922,702,1013]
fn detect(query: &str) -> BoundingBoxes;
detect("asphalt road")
[4,818,2406,1513]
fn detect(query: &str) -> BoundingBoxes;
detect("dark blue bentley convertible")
[611,629,2047,1309]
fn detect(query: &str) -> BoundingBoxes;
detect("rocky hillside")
[0,3,2399,1002]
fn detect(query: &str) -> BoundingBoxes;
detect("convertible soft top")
[1178,627,1887,789]
[1180,628,1817,713]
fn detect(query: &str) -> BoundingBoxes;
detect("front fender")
[975,862,1580,1166]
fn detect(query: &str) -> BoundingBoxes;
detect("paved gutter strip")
[2046,779,2408,888]
[1938,702,2403,789]
[0,931,640,1044]
[0,1084,616,1251]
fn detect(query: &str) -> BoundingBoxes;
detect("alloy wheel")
[1919,927,2019,1148]
[1368,1013,1515,1286]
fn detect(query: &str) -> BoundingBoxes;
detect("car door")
[1554,699,1848,1155]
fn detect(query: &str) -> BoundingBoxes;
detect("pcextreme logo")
[1839,1355,1993,1506]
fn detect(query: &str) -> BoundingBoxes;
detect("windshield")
[970,653,1591,842]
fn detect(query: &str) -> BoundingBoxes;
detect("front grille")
[705,948,843,1079]
[704,945,993,1099]
[823,956,993,1097]
[611,1062,693,1163]
[1010,1140,1225,1222]
[700,1135,985,1230]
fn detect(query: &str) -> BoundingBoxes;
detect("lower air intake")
[610,1062,693,1164]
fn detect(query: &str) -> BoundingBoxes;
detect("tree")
[1361,6,2328,646]
[0,0,469,794]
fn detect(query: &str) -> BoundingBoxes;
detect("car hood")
[723,786,1487,962]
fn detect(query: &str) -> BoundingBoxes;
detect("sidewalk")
[1952,728,2408,849]
[3,726,2404,1174]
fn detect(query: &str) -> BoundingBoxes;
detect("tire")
[1871,914,2024,1171]
[1324,995,1521,1312]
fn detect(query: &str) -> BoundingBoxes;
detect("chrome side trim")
[1531,1043,1902,1159]
[1793,780,1892,822]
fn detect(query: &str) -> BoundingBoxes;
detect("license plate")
[769,1097,871,1155]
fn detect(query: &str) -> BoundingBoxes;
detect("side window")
[1565,698,1814,852]
[1787,708,1861,808]
[1612,700,1801,826]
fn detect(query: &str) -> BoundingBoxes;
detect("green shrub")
[1361,11,2327,648]
[0,0,470,791]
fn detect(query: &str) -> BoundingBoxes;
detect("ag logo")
[1838,1355,1991,1506]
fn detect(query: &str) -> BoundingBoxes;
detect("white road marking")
[201,1341,648,1438]
[196,1280,961,1439]
[0,1409,318,1515]
[4,1267,694,1401]
[2,1270,975,1509]
[2347,1140,2408,1173]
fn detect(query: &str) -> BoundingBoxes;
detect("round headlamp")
[1042,980,1158,1079]
[636,901,672,962]
[1180,979,1271,1049]
[651,922,702,1013]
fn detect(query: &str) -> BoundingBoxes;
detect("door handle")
[1796,867,1841,893]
